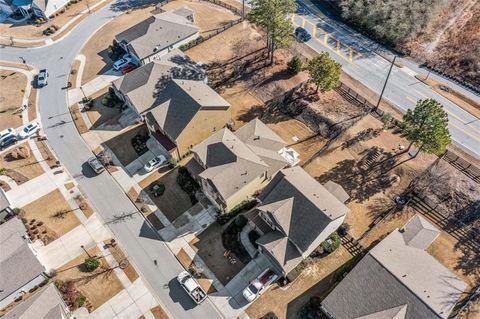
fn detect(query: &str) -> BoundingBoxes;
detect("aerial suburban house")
[115,6,200,65]
[112,49,232,160]
[189,118,300,210]
[246,166,350,276]
[3,283,70,319]
[0,218,47,309]
[0,0,68,20]
[321,215,467,319]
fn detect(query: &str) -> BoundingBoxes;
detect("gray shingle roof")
[0,188,10,211]
[3,284,68,319]
[256,230,302,274]
[322,216,467,319]
[321,254,440,319]
[147,79,230,140]
[0,218,45,302]
[192,119,289,201]
[115,8,199,60]
[113,49,205,114]
[258,167,349,253]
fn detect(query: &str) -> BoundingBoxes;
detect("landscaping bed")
[105,239,139,283]
[83,87,123,128]
[70,103,89,134]
[55,246,123,311]
[20,189,80,243]
[0,143,45,184]
[141,167,195,223]
[103,124,148,166]
[0,70,27,131]
[221,215,251,264]
[189,222,246,285]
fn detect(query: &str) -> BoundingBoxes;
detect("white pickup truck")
[177,271,207,304]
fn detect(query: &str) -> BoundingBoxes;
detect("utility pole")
[374,56,396,113]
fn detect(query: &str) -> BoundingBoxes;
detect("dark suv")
[294,27,312,42]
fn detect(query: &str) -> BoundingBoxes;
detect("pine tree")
[306,52,342,93]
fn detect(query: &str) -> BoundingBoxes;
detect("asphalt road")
[0,4,221,319]
[293,0,480,158]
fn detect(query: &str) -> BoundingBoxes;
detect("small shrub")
[321,231,341,254]
[21,218,28,224]
[261,312,279,319]
[381,112,394,130]
[287,55,303,74]
[217,200,257,225]
[337,223,350,236]
[29,285,39,293]
[84,257,100,272]
[74,295,86,308]
[39,278,49,287]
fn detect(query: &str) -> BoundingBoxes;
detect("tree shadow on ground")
[454,241,480,285]
[316,146,405,203]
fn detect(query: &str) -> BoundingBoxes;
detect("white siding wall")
[139,31,200,65]
[301,215,345,259]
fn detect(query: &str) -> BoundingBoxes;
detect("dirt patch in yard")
[80,6,155,85]
[103,124,148,166]
[74,194,95,218]
[189,222,245,285]
[246,246,353,319]
[150,305,170,319]
[34,138,59,169]
[0,70,27,130]
[162,0,239,37]
[70,103,89,134]
[142,168,193,222]
[20,189,80,243]
[106,240,139,283]
[27,87,38,122]
[0,143,44,183]
[55,246,123,311]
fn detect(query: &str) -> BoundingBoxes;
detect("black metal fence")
[202,0,246,16]
[442,150,480,184]
[179,18,243,51]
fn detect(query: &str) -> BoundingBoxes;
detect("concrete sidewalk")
[68,72,121,106]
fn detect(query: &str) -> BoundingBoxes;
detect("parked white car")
[243,269,278,302]
[113,56,133,71]
[177,271,207,304]
[87,157,105,174]
[144,155,167,172]
[19,122,40,139]
[37,69,48,87]
[0,128,15,143]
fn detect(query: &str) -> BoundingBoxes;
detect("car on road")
[121,64,137,75]
[87,156,105,174]
[0,128,15,143]
[144,155,167,172]
[0,135,17,150]
[37,69,48,87]
[177,271,207,304]
[294,27,311,42]
[19,122,40,139]
[113,56,133,71]
[242,269,278,302]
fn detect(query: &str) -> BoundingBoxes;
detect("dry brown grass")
[20,189,80,242]
[69,60,81,88]
[65,182,76,190]
[70,103,89,134]
[0,70,26,130]
[246,246,353,319]
[150,305,170,319]
[80,7,154,84]
[74,194,95,218]
[106,240,139,283]
[34,138,58,168]
[27,88,38,122]
[55,246,123,311]
[0,143,44,183]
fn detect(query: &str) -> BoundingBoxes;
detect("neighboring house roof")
[113,49,205,114]
[0,188,10,211]
[147,79,230,140]
[192,119,289,201]
[321,215,467,319]
[115,7,199,60]
[255,167,349,273]
[3,284,68,319]
[0,218,45,302]
[323,180,350,203]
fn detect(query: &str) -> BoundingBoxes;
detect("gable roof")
[399,215,440,249]
[0,218,45,302]
[321,215,467,319]
[115,7,200,60]
[0,188,10,211]
[147,79,230,140]
[258,167,349,253]
[324,180,350,204]
[356,305,408,319]
[192,119,289,201]
[3,284,68,319]
[256,230,302,274]
[113,49,205,114]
